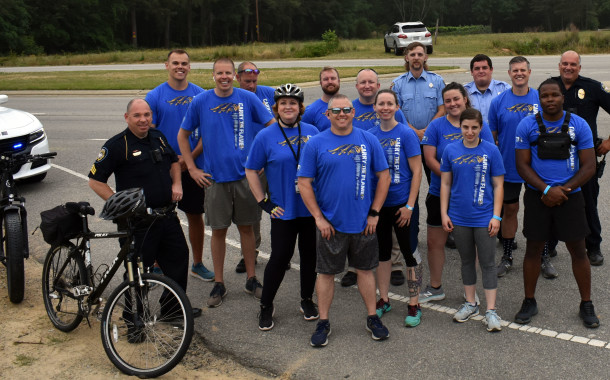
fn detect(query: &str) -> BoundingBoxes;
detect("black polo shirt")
[89,128,178,208]
[552,75,610,140]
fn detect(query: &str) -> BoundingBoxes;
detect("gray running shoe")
[496,257,512,277]
[207,282,227,308]
[419,285,446,303]
[483,309,502,332]
[541,256,558,279]
[453,302,479,322]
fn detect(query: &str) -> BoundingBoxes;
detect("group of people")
[87,42,610,348]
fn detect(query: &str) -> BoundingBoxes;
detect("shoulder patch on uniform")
[90,164,96,175]
[96,147,108,162]
[602,83,610,93]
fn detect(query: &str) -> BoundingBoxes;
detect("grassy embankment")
[1,30,609,90]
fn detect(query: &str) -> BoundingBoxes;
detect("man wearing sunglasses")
[340,68,414,288]
[298,94,391,346]
[234,61,277,274]
[302,66,341,132]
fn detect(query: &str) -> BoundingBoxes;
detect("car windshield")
[402,25,426,32]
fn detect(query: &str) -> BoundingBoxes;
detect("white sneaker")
[483,309,502,332]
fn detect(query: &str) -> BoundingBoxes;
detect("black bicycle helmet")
[99,188,146,221]
[274,83,304,103]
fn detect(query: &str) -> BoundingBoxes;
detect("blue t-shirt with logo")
[440,140,505,227]
[252,85,276,135]
[515,111,593,192]
[422,116,494,196]
[488,88,540,183]
[302,98,331,132]
[180,88,274,183]
[145,82,205,167]
[352,98,408,131]
[369,123,421,207]
[246,122,319,220]
[297,127,389,233]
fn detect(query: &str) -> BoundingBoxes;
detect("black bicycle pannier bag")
[40,205,81,246]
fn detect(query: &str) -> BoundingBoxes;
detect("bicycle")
[0,151,56,303]
[41,188,194,378]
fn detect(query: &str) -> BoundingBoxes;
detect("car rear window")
[402,25,427,32]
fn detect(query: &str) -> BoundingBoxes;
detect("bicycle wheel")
[100,273,194,378]
[5,210,25,303]
[42,243,87,332]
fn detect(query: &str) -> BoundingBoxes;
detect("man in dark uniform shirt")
[552,50,610,266]
[88,98,200,317]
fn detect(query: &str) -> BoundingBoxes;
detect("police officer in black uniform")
[88,98,201,317]
[551,50,610,266]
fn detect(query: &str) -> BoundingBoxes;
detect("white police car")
[0,95,51,181]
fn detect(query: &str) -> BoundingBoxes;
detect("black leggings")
[261,217,317,306]
[377,204,416,266]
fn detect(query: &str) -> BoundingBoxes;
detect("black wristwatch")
[368,208,380,217]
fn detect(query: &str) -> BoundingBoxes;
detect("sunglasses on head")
[238,68,260,74]
[328,107,353,115]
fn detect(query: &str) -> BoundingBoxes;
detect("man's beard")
[322,84,339,96]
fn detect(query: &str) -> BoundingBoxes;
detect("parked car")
[384,22,433,56]
[0,95,52,181]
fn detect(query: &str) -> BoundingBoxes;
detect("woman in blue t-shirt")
[439,108,505,332]
[245,84,319,331]
[420,82,494,303]
[369,89,423,326]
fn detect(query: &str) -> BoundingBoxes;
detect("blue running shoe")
[404,304,422,327]
[311,320,331,347]
[375,298,392,318]
[190,262,214,282]
[366,315,389,340]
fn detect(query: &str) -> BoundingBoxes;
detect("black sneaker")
[496,257,513,277]
[366,315,389,340]
[245,276,263,300]
[541,256,558,279]
[311,320,331,347]
[514,298,538,324]
[258,304,274,331]
[300,298,320,321]
[390,270,405,286]
[579,301,600,328]
[127,321,146,344]
[340,271,357,287]
[207,282,227,308]
[587,250,604,266]
[235,254,259,273]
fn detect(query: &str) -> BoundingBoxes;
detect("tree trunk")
[131,4,137,48]
[165,12,171,49]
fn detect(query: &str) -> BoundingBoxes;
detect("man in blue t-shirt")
[145,49,214,283]
[178,58,275,308]
[464,54,511,124]
[513,78,599,329]
[302,67,340,132]
[341,68,413,288]
[235,61,277,273]
[298,94,391,347]
[488,56,555,278]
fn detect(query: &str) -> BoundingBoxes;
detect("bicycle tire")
[5,210,25,303]
[42,243,87,332]
[100,273,194,378]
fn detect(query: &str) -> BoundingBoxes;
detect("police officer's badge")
[96,147,108,162]
[578,89,585,100]
[429,82,434,88]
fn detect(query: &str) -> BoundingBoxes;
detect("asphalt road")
[4,59,610,379]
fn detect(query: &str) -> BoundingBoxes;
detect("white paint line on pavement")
[55,163,607,350]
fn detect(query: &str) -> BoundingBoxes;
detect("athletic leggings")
[377,204,416,266]
[452,225,497,290]
[260,216,317,307]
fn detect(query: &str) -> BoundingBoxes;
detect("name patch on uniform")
[96,147,108,162]
[132,150,141,157]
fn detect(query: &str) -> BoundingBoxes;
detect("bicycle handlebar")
[65,201,95,216]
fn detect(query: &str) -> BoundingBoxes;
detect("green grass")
[2,30,610,68]
[14,354,36,366]
[0,66,455,91]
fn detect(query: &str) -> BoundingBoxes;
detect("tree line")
[2,0,610,55]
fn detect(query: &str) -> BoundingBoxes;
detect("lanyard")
[278,122,301,168]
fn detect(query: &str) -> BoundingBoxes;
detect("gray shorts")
[204,177,261,229]
[316,229,379,274]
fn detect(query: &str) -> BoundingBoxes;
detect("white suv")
[384,22,433,56]
[0,95,52,181]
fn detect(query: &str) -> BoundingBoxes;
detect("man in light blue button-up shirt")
[464,54,511,124]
